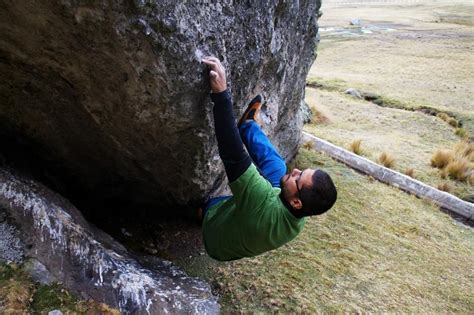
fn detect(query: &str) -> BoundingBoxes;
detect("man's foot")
[238,94,263,127]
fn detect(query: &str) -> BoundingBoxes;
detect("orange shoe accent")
[238,95,263,127]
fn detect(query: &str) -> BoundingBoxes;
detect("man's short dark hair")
[300,169,337,216]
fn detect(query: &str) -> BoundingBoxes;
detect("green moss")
[30,283,78,314]
[0,262,117,314]
[306,77,348,92]
[0,262,16,281]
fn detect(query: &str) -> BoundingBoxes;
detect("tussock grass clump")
[447,117,458,128]
[378,152,395,168]
[436,113,462,130]
[302,141,314,151]
[431,141,474,183]
[437,182,452,192]
[431,149,454,169]
[454,140,474,161]
[436,112,450,122]
[455,128,470,139]
[311,107,330,124]
[445,159,472,182]
[404,168,415,178]
[349,139,363,155]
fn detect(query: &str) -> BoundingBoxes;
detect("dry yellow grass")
[437,112,450,122]
[431,141,474,182]
[404,168,415,178]
[431,149,454,169]
[447,118,459,128]
[311,107,330,124]
[349,139,363,155]
[302,141,314,151]
[304,87,472,198]
[445,158,472,182]
[0,266,33,314]
[378,152,395,168]
[454,140,474,161]
[437,182,452,192]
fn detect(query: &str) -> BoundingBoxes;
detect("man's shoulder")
[229,163,259,185]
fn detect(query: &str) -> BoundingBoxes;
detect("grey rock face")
[0,208,25,263]
[0,166,219,314]
[23,258,57,285]
[0,1,321,216]
[301,101,313,124]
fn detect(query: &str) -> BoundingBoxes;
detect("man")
[201,56,337,261]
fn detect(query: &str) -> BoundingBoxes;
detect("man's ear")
[290,198,303,210]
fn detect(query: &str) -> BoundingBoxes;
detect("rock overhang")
[0,0,321,221]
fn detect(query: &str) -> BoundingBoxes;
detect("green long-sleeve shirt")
[202,164,305,261]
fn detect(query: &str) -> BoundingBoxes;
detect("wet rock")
[23,258,57,285]
[0,1,321,219]
[0,208,25,263]
[0,166,219,314]
[345,88,363,99]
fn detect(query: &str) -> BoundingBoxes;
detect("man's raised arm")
[202,56,251,182]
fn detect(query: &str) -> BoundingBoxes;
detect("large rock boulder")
[0,165,219,314]
[0,1,320,217]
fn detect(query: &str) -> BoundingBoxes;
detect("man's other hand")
[203,56,227,93]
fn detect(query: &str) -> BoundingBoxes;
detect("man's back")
[202,164,305,261]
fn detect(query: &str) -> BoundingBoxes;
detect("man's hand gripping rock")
[202,56,227,93]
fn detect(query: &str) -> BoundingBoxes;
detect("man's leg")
[239,120,287,187]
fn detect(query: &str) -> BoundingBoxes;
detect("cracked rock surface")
[0,1,320,216]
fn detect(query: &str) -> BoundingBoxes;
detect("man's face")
[280,168,315,209]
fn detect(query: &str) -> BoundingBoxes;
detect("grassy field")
[304,87,472,198]
[305,0,474,197]
[312,1,474,134]
[181,149,473,313]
